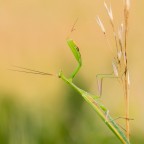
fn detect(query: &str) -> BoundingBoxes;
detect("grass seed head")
[125,0,130,11]
[118,23,124,46]
[104,2,113,22]
[112,61,119,77]
[127,70,130,86]
[96,16,106,34]
[118,51,122,60]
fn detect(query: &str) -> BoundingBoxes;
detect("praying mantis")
[11,39,130,144]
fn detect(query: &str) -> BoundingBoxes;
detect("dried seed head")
[121,23,124,32]
[123,51,127,66]
[118,23,124,41]
[104,2,113,22]
[112,61,119,77]
[127,70,130,86]
[96,16,106,34]
[125,0,130,11]
[118,51,122,60]
[118,29,122,42]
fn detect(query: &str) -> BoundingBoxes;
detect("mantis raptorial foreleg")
[67,39,82,80]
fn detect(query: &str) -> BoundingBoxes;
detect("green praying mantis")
[11,39,130,144]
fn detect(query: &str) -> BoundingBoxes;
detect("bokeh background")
[0,0,143,143]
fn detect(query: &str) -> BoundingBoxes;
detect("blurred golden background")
[0,0,144,143]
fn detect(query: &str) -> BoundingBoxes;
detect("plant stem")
[124,0,130,139]
[124,73,130,140]
[124,15,130,141]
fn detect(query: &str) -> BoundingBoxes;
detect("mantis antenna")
[9,65,57,77]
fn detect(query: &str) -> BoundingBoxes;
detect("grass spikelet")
[96,16,106,34]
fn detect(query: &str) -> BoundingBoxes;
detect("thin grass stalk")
[124,0,130,140]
